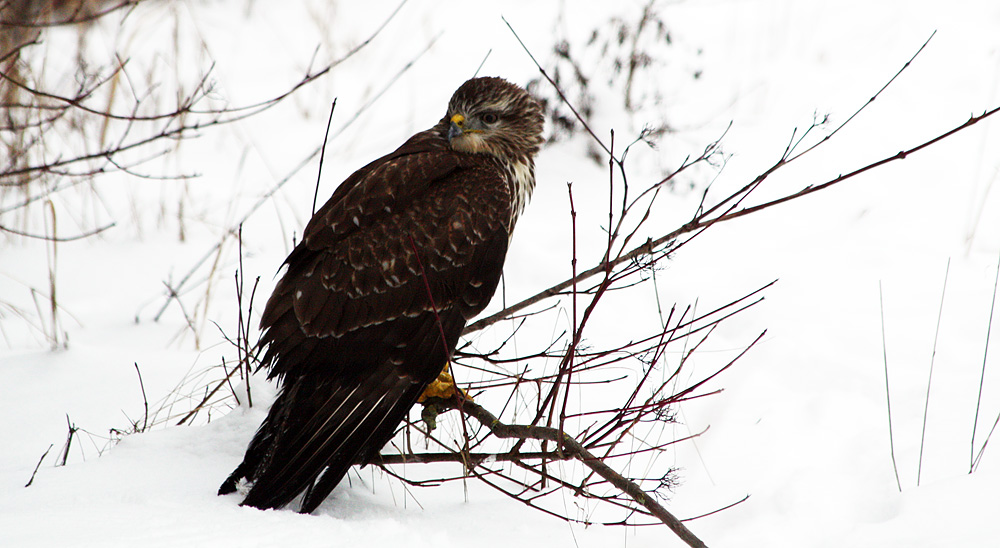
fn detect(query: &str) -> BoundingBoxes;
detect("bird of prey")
[219,77,544,513]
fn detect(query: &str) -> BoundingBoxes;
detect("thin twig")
[503,17,613,160]
[0,221,116,242]
[681,494,750,522]
[972,411,1000,471]
[373,450,574,466]
[783,31,937,164]
[918,258,950,486]
[59,414,78,466]
[175,360,244,426]
[454,399,708,548]
[0,0,140,28]
[134,362,149,433]
[150,31,439,322]
[464,105,1000,335]
[879,282,902,491]
[312,99,337,215]
[24,444,53,488]
[971,252,1000,472]
[560,182,578,436]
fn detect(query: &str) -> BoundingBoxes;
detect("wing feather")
[260,148,512,382]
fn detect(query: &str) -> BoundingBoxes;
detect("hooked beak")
[448,114,465,141]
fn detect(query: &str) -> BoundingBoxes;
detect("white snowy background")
[2,0,999,546]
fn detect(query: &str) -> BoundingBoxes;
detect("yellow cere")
[450,114,465,126]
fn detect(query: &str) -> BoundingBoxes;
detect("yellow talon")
[418,362,472,403]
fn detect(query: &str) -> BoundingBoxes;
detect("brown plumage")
[218,77,544,513]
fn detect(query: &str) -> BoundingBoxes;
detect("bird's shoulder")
[257,128,515,369]
[300,127,511,252]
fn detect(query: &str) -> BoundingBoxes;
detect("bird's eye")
[481,112,499,124]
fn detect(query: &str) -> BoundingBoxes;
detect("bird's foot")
[418,362,472,403]
[418,363,473,431]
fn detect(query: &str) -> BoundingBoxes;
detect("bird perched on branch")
[219,77,544,513]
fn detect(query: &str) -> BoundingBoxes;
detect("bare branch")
[450,398,708,548]
[465,104,1000,336]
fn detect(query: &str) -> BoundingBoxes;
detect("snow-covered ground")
[2,1,999,546]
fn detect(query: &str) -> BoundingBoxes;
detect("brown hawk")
[218,77,544,513]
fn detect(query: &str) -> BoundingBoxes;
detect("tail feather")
[299,388,421,513]
[224,365,425,512]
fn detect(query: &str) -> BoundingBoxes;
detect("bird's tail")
[218,366,425,513]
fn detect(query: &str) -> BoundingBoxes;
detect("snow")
[2,0,999,546]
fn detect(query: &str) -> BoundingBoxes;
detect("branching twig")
[971,253,1000,472]
[58,414,78,466]
[451,398,708,548]
[464,104,1000,336]
[148,31,440,323]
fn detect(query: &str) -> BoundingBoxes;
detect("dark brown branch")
[682,494,750,522]
[465,104,1000,336]
[372,450,573,466]
[175,360,244,426]
[712,106,1000,223]
[0,61,210,122]
[453,399,708,548]
[24,443,53,488]
[783,31,936,164]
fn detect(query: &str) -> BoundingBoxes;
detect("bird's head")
[442,77,544,164]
